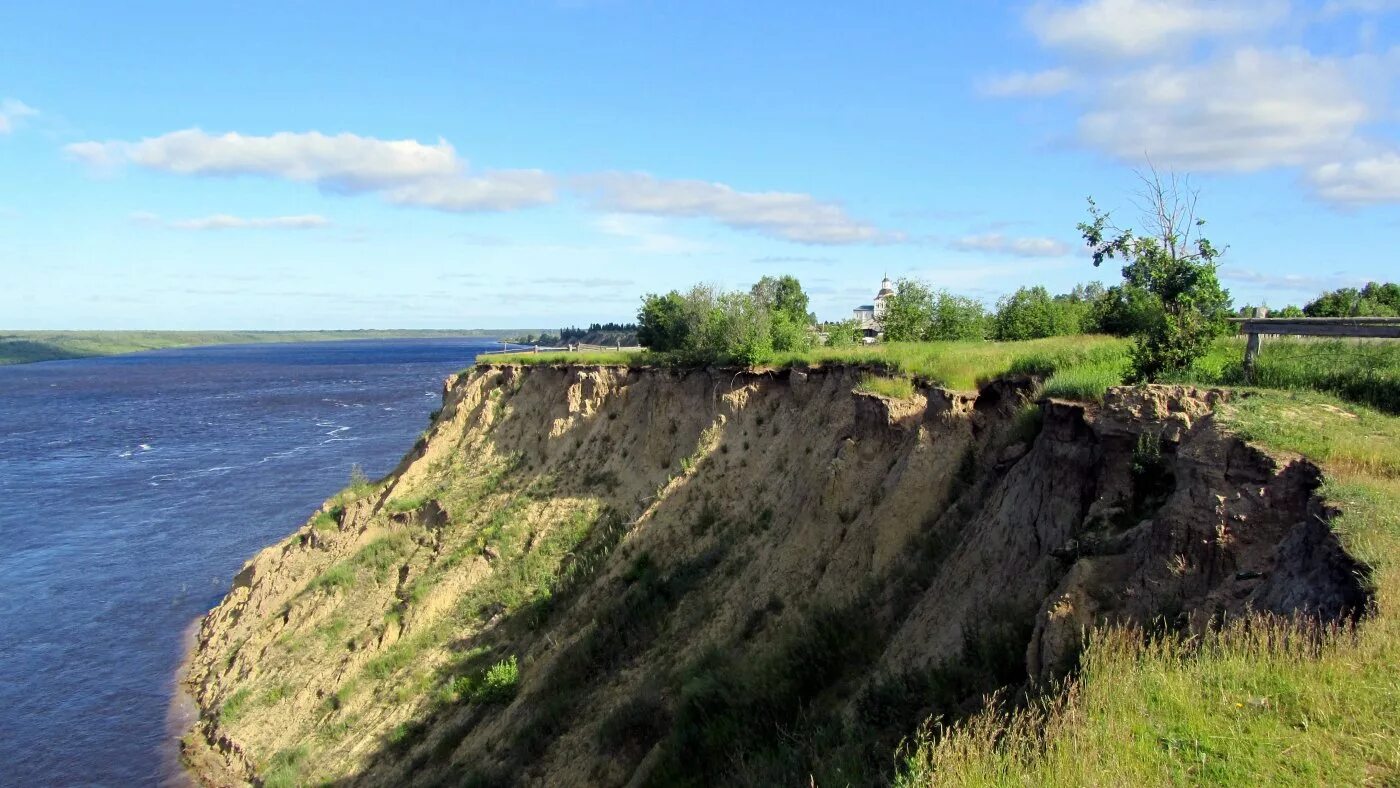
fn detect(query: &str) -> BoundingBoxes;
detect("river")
[0,339,495,785]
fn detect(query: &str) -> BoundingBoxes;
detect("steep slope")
[181,364,1370,787]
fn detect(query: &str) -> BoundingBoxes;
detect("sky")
[1,0,1398,330]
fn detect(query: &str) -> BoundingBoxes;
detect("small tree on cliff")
[1079,167,1232,381]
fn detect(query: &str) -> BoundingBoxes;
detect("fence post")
[1242,307,1268,384]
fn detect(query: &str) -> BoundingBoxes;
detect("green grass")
[262,745,309,788]
[856,374,917,399]
[310,508,341,532]
[0,329,525,365]
[485,336,1133,391]
[895,390,1400,787]
[482,349,645,367]
[1041,358,1129,403]
[352,533,416,580]
[1175,337,1400,414]
[305,563,355,594]
[485,334,1400,415]
[220,687,254,726]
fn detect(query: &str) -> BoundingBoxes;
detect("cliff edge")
[181,364,1370,786]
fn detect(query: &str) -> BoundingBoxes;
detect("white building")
[853,276,895,340]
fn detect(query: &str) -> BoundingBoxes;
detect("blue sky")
[2,1,1398,329]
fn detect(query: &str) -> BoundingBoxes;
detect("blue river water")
[0,339,495,786]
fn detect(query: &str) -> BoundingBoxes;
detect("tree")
[750,275,811,323]
[1086,283,1159,336]
[752,275,815,352]
[1080,167,1232,381]
[638,275,816,362]
[1304,282,1400,317]
[823,319,864,347]
[929,291,989,340]
[637,291,689,351]
[993,286,1080,341]
[881,279,937,341]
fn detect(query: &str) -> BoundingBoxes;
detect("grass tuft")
[857,374,918,399]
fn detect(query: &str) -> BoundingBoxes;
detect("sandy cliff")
[181,364,1369,786]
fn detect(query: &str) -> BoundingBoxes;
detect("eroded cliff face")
[181,365,1370,787]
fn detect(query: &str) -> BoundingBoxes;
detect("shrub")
[823,318,865,347]
[472,656,520,703]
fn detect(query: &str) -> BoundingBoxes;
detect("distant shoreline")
[0,329,543,366]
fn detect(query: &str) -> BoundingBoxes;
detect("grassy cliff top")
[484,334,1400,414]
[482,335,1130,390]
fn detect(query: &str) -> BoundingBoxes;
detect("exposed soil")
[181,366,1371,787]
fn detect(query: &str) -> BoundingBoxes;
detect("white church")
[852,276,895,341]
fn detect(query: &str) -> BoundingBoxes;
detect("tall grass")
[489,334,1399,414]
[1176,337,1400,414]
[489,336,1133,391]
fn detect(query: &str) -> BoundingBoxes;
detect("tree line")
[633,168,1393,382]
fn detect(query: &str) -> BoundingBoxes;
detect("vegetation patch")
[219,687,254,726]
[857,374,917,399]
[261,745,309,788]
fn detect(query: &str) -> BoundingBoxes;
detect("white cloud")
[980,68,1075,97]
[1026,0,1286,57]
[949,233,1071,257]
[1079,48,1370,172]
[131,211,332,230]
[68,129,555,212]
[1309,153,1400,203]
[0,99,38,134]
[577,172,895,245]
